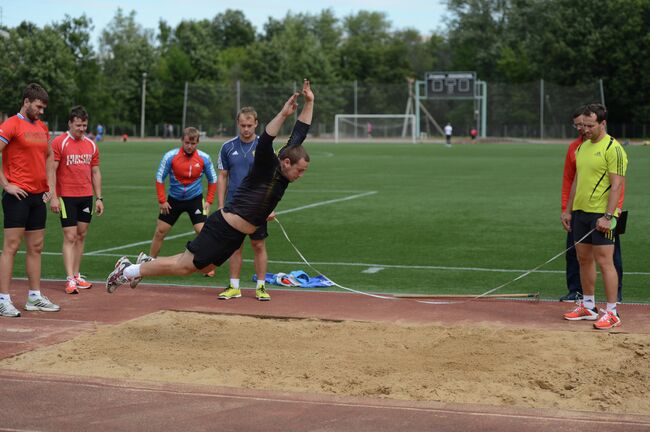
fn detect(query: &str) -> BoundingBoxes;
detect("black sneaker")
[559,291,583,303]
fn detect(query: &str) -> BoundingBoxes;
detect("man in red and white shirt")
[0,83,60,317]
[49,106,104,294]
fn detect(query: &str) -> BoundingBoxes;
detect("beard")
[25,105,40,121]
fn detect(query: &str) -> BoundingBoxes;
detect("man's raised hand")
[281,92,300,117]
[302,79,314,102]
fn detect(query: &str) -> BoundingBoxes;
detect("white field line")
[25,251,650,276]
[84,191,377,255]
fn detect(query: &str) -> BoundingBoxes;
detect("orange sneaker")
[65,278,79,295]
[74,273,93,289]
[593,311,621,330]
[563,304,598,321]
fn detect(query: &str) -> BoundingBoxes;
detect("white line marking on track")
[84,191,378,255]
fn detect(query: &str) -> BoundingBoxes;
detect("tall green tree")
[0,22,76,129]
[99,9,158,129]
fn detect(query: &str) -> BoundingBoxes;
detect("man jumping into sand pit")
[106,79,314,297]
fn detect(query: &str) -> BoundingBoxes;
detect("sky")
[1,0,448,44]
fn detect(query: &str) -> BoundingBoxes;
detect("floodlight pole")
[140,72,147,138]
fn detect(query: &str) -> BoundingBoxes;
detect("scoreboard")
[425,72,476,98]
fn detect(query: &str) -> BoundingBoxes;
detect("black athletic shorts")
[159,195,207,226]
[572,210,615,246]
[2,191,47,230]
[59,196,93,228]
[249,221,268,241]
[186,210,246,270]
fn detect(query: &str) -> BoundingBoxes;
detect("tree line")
[0,0,648,134]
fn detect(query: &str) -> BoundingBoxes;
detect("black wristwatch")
[96,197,104,201]
[603,212,613,220]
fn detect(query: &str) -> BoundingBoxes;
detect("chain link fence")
[102,80,647,141]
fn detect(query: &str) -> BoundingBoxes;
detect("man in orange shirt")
[0,83,60,317]
[49,106,104,294]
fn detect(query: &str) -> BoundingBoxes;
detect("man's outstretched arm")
[297,79,314,125]
[265,92,299,137]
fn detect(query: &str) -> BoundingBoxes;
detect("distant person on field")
[217,107,271,300]
[96,124,104,142]
[367,121,373,138]
[559,106,623,304]
[470,128,478,141]
[444,122,452,147]
[561,103,627,330]
[49,105,104,294]
[147,127,217,265]
[0,83,60,317]
[106,79,314,300]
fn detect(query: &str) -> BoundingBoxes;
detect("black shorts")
[186,211,246,270]
[572,210,615,246]
[59,196,93,228]
[2,191,47,230]
[159,195,207,226]
[249,221,268,241]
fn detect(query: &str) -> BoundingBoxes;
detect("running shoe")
[593,310,621,330]
[255,285,271,301]
[204,270,216,277]
[563,304,598,321]
[0,301,21,317]
[25,295,60,312]
[74,273,93,289]
[107,256,132,293]
[559,291,583,303]
[218,285,241,300]
[129,252,153,289]
[65,278,79,295]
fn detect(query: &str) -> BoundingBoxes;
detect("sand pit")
[2,310,649,414]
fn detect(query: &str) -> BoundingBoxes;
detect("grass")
[2,139,649,302]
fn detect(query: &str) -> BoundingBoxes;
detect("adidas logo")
[194,209,201,214]
[594,151,602,156]
[232,151,239,155]
[194,163,200,168]
[83,207,91,213]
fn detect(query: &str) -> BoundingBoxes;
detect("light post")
[140,72,147,138]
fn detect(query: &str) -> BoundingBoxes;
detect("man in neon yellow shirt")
[561,103,627,330]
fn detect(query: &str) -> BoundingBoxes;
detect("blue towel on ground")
[253,271,335,288]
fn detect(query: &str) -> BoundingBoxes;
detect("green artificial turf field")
[2,140,649,302]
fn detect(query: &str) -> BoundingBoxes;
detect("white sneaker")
[106,256,132,293]
[130,252,153,289]
[0,301,21,317]
[24,295,60,312]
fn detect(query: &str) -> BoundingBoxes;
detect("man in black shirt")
[106,80,314,297]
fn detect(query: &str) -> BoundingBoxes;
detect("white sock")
[28,290,41,298]
[0,294,11,302]
[256,279,265,289]
[123,264,141,279]
[230,278,240,289]
[606,303,617,314]
[583,295,596,310]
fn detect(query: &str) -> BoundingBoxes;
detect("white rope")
[274,218,395,300]
[275,216,595,305]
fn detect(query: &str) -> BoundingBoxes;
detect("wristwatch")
[96,197,104,201]
[603,212,613,220]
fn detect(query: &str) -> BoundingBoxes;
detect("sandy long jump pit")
[2,310,649,414]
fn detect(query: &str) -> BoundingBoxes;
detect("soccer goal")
[334,114,417,143]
